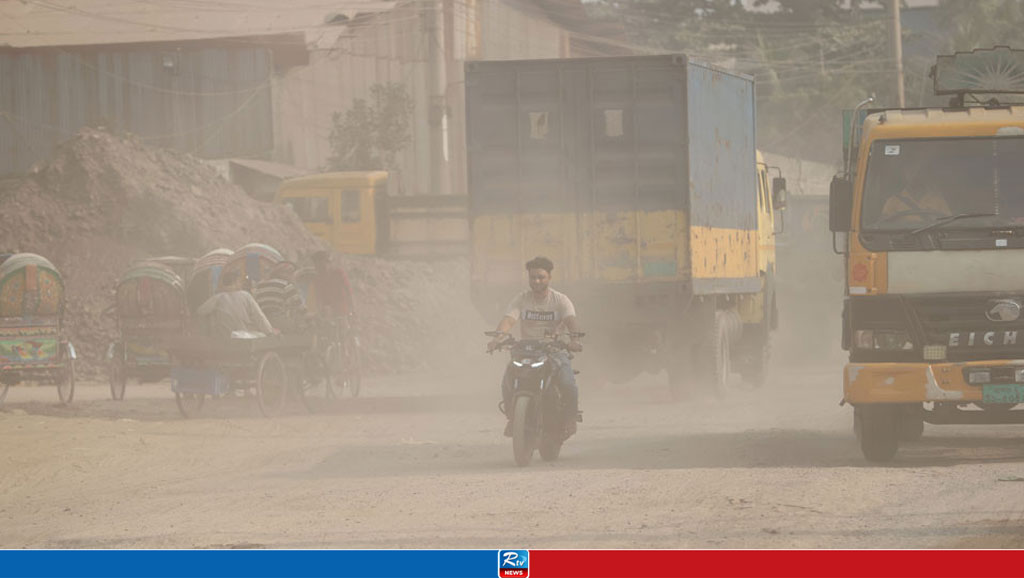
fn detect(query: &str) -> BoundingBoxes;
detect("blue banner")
[0,550,501,578]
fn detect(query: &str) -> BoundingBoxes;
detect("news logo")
[498,549,529,578]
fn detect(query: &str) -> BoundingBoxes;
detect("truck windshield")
[860,136,1024,231]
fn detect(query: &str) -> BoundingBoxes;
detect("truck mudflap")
[845,360,1024,404]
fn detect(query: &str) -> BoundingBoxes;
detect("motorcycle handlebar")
[485,333,581,353]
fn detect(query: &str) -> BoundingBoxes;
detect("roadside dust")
[4,363,1024,549]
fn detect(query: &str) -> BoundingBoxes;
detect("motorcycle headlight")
[853,330,913,351]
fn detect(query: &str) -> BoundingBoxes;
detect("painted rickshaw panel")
[0,254,70,385]
[187,249,233,313]
[115,262,187,368]
[218,243,283,288]
[0,254,64,318]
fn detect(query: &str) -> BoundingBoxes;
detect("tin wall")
[0,45,273,174]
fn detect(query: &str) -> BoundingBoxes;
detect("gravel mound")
[0,129,482,378]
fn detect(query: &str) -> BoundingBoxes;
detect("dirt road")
[3,359,1024,549]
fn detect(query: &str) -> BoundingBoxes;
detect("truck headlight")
[853,330,913,350]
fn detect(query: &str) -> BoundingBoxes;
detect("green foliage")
[327,83,414,171]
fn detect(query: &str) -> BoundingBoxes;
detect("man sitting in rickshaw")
[196,269,276,338]
[253,261,307,333]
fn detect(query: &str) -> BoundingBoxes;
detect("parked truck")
[465,54,786,397]
[276,171,468,258]
[830,46,1024,461]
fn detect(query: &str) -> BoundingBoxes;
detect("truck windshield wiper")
[904,213,998,237]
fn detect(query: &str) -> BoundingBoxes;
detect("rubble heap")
[0,129,482,379]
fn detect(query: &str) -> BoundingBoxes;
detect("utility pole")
[889,0,905,107]
[425,0,448,195]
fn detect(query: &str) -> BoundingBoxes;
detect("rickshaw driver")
[196,269,277,338]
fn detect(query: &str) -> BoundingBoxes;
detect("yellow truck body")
[277,171,468,258]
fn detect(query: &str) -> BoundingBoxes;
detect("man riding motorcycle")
[487,256,582,438]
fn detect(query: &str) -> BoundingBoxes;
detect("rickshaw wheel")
[109,356,127,401]
[175,392,205,418]
[58,355,75,405]
[324,344,345,399]
[256,352,287,418]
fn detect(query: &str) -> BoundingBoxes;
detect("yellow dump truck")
[830,47,1024,461]
[465,55,787,396]
[276,171,468,258]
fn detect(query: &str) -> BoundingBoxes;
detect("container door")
[586,59,688,283]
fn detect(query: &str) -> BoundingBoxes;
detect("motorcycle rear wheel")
[512,395,536,467]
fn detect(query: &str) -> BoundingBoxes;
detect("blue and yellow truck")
[465,54,786,396]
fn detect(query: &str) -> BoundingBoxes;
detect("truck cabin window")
[286,197,331,223]
[860,137,1024,231]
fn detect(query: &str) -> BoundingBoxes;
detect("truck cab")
[276,171,468,258]
[830,47,1024,461]
[277,171,386,255]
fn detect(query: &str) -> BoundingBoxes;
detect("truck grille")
[908,295,1024,361]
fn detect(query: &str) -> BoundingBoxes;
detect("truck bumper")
[843,360,1024,404]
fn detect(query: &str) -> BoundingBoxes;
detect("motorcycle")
[486,331,584,467]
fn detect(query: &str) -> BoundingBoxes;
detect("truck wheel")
[709,310,731,393]
[740,329,770,388]
[898,404,925,441]
[856,406,899,462]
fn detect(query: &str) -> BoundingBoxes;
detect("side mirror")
[829,176,853,233]
[771,177,788,210]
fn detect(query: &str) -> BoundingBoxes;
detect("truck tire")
[739,326,770,388]
[856,405,899,462]
[898,404,925,441]
[709,310,731,393]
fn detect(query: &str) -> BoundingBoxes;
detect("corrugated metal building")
[0,39,286,172]
[0,0,627,191]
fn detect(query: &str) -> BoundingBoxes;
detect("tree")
[326,83,414,171]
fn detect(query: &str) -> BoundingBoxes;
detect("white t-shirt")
[504,289,576,340]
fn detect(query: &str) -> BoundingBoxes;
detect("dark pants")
[501,350,578,422]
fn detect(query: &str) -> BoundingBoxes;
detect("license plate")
[982,384,1024,404]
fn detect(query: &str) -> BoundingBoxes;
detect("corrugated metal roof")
[0,0,396,48]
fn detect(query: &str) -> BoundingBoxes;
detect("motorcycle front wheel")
[512,394,536,467]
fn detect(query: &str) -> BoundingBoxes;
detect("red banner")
[530,550,1024,578]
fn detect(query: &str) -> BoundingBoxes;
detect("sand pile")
[0,129,482,378]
